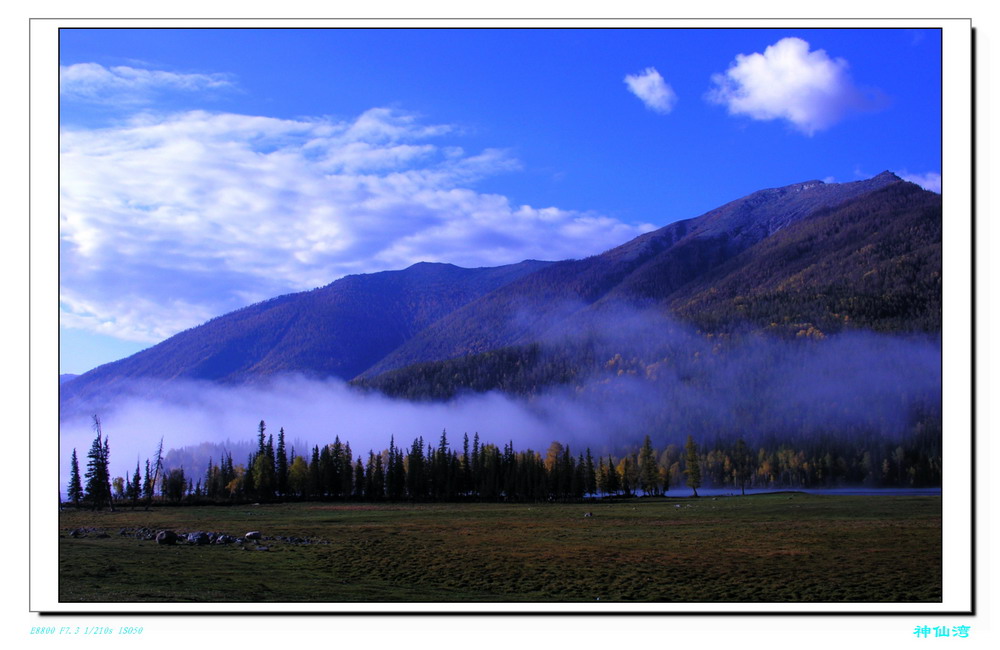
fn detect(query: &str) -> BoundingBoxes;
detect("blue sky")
[59,28,942,375]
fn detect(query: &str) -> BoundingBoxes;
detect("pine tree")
[605,455,620,496]
[386,436,399,500]
[684,435,702,497]
[143,459,153,503]
[462,433,471,497]
[353,457,365,499]
[145,437,165,507]
[276,427,289,497]
[372,450,385,500]
[129,460,142,507]
[320,444,334,498]
[341,443,354,497]
[407,437,425,499]
[83,417,112,509]
[638,435,660,496]
[308,445,321,498]
[67,448,83,505]
[244,453,256,497]
[584,448,597,497]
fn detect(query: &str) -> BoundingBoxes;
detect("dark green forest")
[68,411,941,510]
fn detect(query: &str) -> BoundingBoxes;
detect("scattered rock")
[245,531,261,540]
[583,512,593,518]
[68,528,84,538]
[155,530,178,545]
[187,531,211,545]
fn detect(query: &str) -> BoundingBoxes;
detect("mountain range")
[60,171,941,415]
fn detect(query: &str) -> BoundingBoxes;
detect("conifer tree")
[372,450,385,500]
[606,455,620,496]
[585,448,597,496]
[84,417,113,509]
[143,459,153,503]
[684,435,702,497]
[353,457,365,499]
[144,437,165,507]
[462,433,471,497]
[244,453,256,497]
[308,445,321,498]
[386,436,400,500]
[130,460,142,507]
[407,437,425,499]
[341,443,354,497]
[638,435,660,496]
[276,427,289,497]
[320,444,335,497]
[67,448,83,505]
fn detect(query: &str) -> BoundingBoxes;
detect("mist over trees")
[70,409,941,508]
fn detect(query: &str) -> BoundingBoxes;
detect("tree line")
[66,415,941,509]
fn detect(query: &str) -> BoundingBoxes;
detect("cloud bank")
[60,97,655,344]
[900,171,942,194]
[60,62,233,105]
[58,324,941,492]
[624,67,678,114]
[707,37,868,135]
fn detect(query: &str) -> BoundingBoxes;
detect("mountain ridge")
[360,171,915,376]
[60,172,940,416]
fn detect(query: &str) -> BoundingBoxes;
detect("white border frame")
[30,17,973,615]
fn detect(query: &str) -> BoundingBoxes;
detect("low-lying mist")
[58,316,941,491]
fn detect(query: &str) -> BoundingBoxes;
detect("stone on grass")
[155,530,178,545]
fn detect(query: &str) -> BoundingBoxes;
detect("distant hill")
[60,259,551,415]
[59,374,78,385]
[61,172,941,414]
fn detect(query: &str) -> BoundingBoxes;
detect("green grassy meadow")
[58,494,941,603]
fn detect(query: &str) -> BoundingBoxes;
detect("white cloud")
[624,67,677,114]
[707,37,866,135]
[60,62,233,104]
[899,171,941,194]
[60,106,655,344]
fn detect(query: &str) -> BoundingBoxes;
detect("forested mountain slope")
[61,172,940,413]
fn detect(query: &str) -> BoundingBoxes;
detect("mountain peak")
[407,261,456,269]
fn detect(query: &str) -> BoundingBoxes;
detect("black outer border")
[36,18,974,617]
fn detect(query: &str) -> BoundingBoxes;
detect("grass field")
[58,494,941,603]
